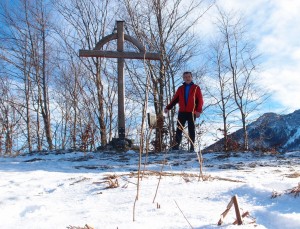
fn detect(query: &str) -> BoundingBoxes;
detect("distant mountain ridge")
[204,109,300,152]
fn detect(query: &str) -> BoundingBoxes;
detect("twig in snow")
[177,120,204,181]
[133,53,152,222]
[174,200,193,229]
[152,148,169,203]
[128,170,244,183]
[272,183,300,198]
[69,177,91,186]
[288,183,300,197]
[67,224,94,229]
[92,178,119,189]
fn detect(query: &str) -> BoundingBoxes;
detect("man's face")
[183,73,192,84]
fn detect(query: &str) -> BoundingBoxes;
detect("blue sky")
[200,0,300,114]
[1,0,299,115]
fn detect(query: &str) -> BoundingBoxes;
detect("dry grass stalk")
[107,178,119,189]
[196,150,204,181]
[285,172,300,178]
[67,224,94,229]
[272,183,300,198]
[103,174,118,180]
[128,170,244,183]
[92,171,243,192]
[95,171,243,183]
[69,177,91,186]
[152,152,168,203]
[93,175,119,189]
[287,183,300,197]
[133,58,152,222]
[174,200,193,229]
[212,176,244,183]
[177,120,204,181]
[271,190,283,198]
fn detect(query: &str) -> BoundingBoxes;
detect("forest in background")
[0,0,267,155]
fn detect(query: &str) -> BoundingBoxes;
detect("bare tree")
[0,76,24,155]
[0,0,55,152]
[53,0,120,147]
[206,38,238,152]
[27,0,54,150]
[123,0,215,151]
[0,77,13,155]
[0,1,34,152]
[215,7,266,150]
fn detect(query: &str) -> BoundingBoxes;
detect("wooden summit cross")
[79,21,160,143]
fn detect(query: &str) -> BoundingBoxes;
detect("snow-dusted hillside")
[205,109,300,152]
[0,150,300,229]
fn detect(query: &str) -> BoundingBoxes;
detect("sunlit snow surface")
[0,150,299,229]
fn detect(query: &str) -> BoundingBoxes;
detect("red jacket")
[166,83,204,113]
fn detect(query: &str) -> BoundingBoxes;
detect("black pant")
[175,112,196,150]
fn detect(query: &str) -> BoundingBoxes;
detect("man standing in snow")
[164,71,204,152]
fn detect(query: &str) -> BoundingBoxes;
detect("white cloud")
[260,68,300,111]
[256,1,300,59]
[254,1,300,111]
[201,0,300,112]
[291,49,300,61]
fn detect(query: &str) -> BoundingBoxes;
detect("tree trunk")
[95,61,107,146]
[24,48,32,153]
[41,12,53,150]
[36,74,42,151]
[242,113,248,150]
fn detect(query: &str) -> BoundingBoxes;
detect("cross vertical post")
[79,20,160,149]
[117,21,125,140]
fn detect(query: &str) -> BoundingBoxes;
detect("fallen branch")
[218,195,246,226]
[233,211,256,225]
[218,197,234,226]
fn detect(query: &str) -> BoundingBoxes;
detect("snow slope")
[0,150,299,229]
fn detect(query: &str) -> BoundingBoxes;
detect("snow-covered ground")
[0,150,299,229]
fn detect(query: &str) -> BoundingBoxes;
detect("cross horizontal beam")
[79,50,160,60]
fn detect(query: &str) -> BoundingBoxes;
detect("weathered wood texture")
[79,21,160,140]
[79,50,160,60]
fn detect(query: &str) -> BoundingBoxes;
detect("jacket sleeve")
[195,86,204,113]
[166,88,180,110]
